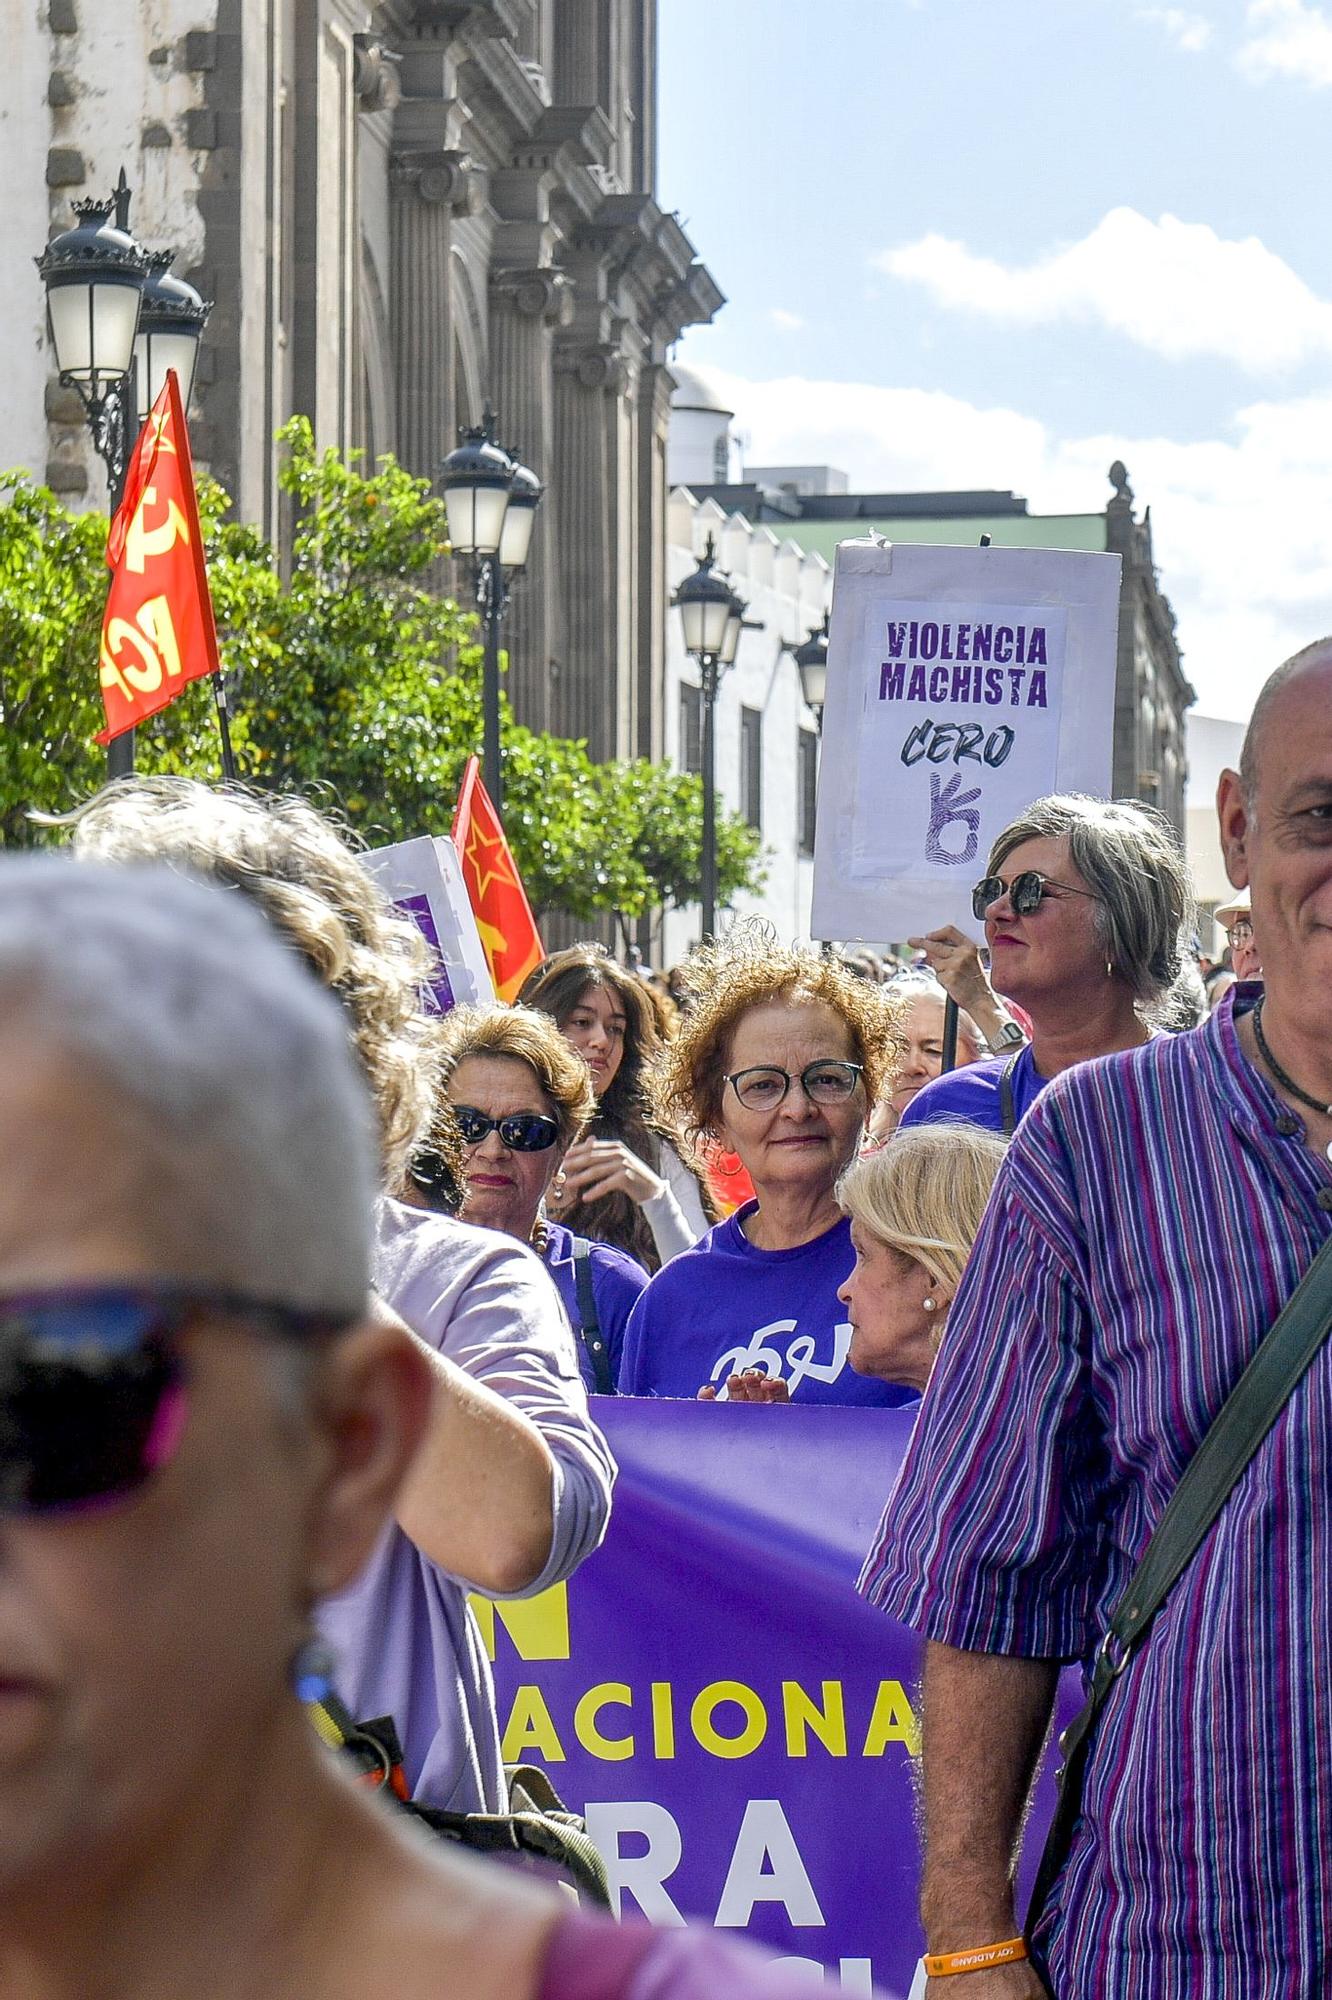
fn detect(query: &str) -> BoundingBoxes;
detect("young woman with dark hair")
[520,946,712,1271]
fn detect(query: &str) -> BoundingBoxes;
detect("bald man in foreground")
[867,641,1332,1998]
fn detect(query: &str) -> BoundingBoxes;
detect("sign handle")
[941,995,960,1074]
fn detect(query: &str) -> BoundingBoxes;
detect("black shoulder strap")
[999,1048,1023,1137]
[1027,1229,1332,1934]
[571,1237,613,1397]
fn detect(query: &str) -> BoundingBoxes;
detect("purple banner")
[395,891,456,1014]
[478,1399,1073,1997]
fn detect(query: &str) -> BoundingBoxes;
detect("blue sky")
[659,0,1332,720]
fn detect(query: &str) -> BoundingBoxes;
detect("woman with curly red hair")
[618,925,914,1408]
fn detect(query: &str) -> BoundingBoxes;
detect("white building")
[661,482,830,966]
[1185,712,1246,950]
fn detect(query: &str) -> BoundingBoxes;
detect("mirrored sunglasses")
[453,1106,561,1153]
[971,870,1097,921]
[0,1286,347,1517]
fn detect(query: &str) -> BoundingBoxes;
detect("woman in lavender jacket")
[70,777,615,1812]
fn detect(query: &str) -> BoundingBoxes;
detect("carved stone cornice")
[491,265,573,326]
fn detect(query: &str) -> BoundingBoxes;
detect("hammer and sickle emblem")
[124,485,191,575]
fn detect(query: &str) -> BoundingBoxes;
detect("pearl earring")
[922,1297,937,1312]
[1106,959,1114,979]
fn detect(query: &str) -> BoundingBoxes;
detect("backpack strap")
[571,1237,614,1396]
[1026,1229,1332,1936]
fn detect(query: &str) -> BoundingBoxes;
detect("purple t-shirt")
[898,1043,1044,1134]
[542,1219,649,1393]
[618,1202,913,1407]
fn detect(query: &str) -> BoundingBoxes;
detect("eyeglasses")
[0,1285,347,1517]
[1226,921,1253,948]
[725,1060,864,1111]
[453,1105,560,1153]
[971,870,1100,921]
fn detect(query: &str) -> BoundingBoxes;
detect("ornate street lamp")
[36,170,211,780]
[674,536,744,941]
[134,252,211,421]
[439,407,542,811]
[36,172,149,506]
[794,611,830,727]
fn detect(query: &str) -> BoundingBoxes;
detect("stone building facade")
[6,0,721,766]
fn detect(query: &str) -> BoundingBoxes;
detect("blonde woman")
[725,1124,1006,1403]
[837,1124,1008,1392]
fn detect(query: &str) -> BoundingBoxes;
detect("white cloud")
[1137,7,1213,52]
[1239,0,1332,85]
[874,208,1332,373]
[709,361,1332,720]
[769,307,805,332]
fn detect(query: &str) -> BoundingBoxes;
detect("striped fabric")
[862,989,1332,1997]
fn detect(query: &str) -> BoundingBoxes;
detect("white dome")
[669,362,734,419]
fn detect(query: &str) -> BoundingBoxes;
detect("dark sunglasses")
[453,1105,560,1153]
[971,870,1099,921]
[0,1285,348,1517]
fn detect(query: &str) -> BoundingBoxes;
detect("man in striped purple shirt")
[865,643,1332,1998]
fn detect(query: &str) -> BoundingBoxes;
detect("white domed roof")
[670,362,734,419]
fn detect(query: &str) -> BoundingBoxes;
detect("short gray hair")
[990,793,1194,1012]
[885,972,982,1058]
[0,856,376,1319]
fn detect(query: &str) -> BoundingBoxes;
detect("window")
[679,682,702,776]
[798,727,818,855]
[740,706,763,829]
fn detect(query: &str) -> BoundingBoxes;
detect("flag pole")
[212,673,238,782]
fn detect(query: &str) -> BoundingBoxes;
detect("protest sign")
[811,540,1121,942]
[479,1399,1076,1998]
[363,833,494,1013]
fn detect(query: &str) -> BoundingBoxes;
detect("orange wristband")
[924,1937,1029,1977]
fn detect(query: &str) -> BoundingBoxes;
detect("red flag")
[451,757,544,1002]
[96,369,220,744]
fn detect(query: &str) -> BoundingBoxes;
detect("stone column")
[635,360,673,763]
[389,157,463,485]
[552,339,625,759]
[489,266,569,732]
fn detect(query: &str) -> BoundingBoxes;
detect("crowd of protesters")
[1,636,1326,2000]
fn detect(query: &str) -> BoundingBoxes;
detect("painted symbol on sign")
[925,772,982,866]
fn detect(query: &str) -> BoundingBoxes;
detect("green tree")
[0,422,763,924]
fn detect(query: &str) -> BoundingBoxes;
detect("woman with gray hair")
[901,793,1194,1135]
[65,778,614,1818]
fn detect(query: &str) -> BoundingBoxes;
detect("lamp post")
[794,610,829,731]
[793,611,831,955]
[674,535,743,941]
[36,169,210,778]
[439,406,543,812]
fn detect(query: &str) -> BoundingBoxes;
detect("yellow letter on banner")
[782,1680,848,1758]
[501,1685,566,1763]
[469,1583,570,1662]
[861,1679,921,1757]
[124,487,191,573]
[691,1682,768,1759]
[574,1684,635,1761]
[651,1682,677,1760]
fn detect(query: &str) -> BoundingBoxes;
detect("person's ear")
[302,1309,432,1601]
[1217,768,1252,891]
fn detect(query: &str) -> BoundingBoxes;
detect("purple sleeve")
[863,1112,1112,1660]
